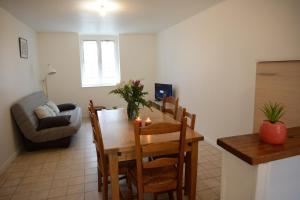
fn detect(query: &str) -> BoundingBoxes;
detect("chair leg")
[137,186,144,200]
[98,168,102,192]
[176,188,182,200]
[153,193,158,200]
[168,191,174,200]
[102,174,109,200]
[126,173,132,200]
[184,153,191,195]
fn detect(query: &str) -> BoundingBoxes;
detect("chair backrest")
[88,108,107,174]
[176,106,185,122]
[162,96,179,119]
[133,118,187,194]
[89,99,106,119]
[182,108,196,130]
[88,100,97,127]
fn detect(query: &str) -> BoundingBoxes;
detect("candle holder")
[135,116,142,127]
[145,117,152,126]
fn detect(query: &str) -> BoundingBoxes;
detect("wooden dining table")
[98,107,204,200]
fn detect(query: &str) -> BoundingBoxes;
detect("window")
[80,36,120,87]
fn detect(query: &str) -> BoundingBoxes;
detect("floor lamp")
[42,64,56,97]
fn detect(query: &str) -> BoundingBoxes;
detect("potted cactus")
[259,102,287,144]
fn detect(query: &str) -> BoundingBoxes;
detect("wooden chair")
[181,108,196,194]
[129,119,187,200]
[89,99,106,119]
[162,96,179,119]
[88,105,133,200]
[181,108,196,130]
[176,106,185,122]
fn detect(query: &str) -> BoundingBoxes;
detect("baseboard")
[0,151,19,175]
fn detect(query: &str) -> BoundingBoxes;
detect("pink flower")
[132,80,140,87]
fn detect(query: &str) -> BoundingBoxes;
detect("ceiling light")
[82,0,120,16]
[98,0,107,16]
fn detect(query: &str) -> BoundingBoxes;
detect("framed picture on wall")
[19,37,28,59]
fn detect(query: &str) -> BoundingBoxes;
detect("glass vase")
[127,102,139,120]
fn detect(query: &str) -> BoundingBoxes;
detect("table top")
[98,108,204,153]
[217,126,300,165]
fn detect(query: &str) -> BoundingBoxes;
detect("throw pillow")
[57,103,76,112]
[37,115,71,131]
[46,100,60,114]
[34,105,56,119]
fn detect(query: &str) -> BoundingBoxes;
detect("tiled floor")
[0,119,222,200]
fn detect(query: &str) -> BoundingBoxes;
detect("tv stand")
[149,100,163,110]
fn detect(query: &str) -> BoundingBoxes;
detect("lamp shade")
[47,64,56,75]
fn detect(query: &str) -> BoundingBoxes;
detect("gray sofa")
[11,91,82,150]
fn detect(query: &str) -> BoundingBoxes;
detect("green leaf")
[260,102,285,123]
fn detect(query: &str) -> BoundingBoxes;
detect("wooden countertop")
[217,126,300,165]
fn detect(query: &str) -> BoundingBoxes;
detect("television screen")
[155,83,172,101]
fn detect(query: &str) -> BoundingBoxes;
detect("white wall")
[0,7,40,172]
[157,0,300,144]
[38,33,156,116]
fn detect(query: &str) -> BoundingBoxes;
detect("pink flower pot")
[259,121,287,144]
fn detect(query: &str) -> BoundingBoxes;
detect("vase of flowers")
[110,80,151,120]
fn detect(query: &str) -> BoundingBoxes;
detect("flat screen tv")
[155,83,172,101]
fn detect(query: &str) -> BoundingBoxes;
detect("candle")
[135,116,142,127]
[145,117,152,126]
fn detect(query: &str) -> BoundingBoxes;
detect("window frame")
[79,35,121,88]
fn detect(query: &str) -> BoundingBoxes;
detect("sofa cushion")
[34,105,56,119]
[46,101,60,114]
[57,103,76,112]
[36,106,82,143]
[37,115,71,131]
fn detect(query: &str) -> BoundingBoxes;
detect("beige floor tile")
[31,181,52,192]
[68,170,84,178]
[85,162,97,169]
[47,187,67,198]
[197,189,218,200]
[48,196,66,200]
[14,183,34,194]
[0,186,17,196]
[85,182,98,192]
[24,168,42,177]
[0,120,223,200]
[84,191,102,200]
[0,195,12,200]
[66,193,84,200]
[203,178,220,188]
[6,171,26,179]
[67,184,84,195]
[2,178,21,187]
[52,179,69,188]
[68,176,84,186]
[29,190,49,200]
[196,180,210,191]
[11,192,31,200]
[20,176,39,185]
[84,175,97,183]
[85,167,97,175]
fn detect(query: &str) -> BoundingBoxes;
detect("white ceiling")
[0,0,223,34]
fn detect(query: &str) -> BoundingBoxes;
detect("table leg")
[189,142,198,200]
[109,152,119,200]
[184,152,191,195]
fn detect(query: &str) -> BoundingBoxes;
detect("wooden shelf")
[217,126,300,165]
